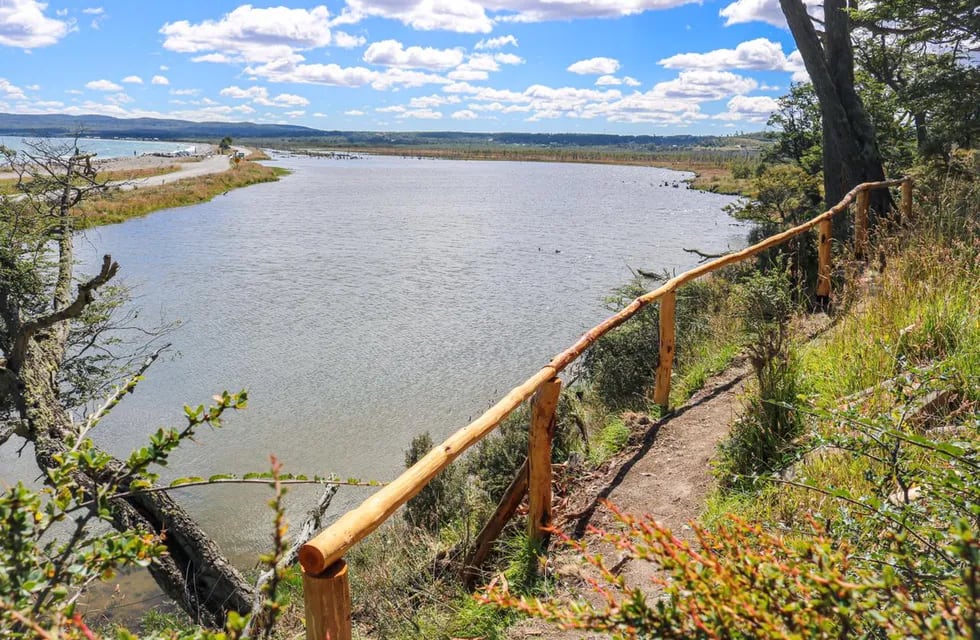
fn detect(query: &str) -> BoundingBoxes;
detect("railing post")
[854,189,870,260]
[653,290,677,410]
[817,218,832,302]
[303,559,352,640]
[528,377,562,546]
[901,178,913,222]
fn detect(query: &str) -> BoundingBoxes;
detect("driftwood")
[243,483,339,636]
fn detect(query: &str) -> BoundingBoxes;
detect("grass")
[587,417,631,465]
[702,163,980,587]
[96,164,181,182]
[73,161,289,228]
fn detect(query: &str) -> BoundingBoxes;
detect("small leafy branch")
[1,388,375,638]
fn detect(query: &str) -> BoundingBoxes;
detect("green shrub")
[717,266,804,487]
[404,432,467,533]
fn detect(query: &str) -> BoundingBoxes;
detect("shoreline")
[282,145,753,196]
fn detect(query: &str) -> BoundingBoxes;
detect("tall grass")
[74,161,288,228]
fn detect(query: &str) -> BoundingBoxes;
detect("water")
[0,135,196,159]
[2,153,746,561]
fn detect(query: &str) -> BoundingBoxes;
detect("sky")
[0,0,812,134]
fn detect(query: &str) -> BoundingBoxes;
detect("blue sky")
[0,0,811,134]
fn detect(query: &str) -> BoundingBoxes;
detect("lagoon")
[2,153,746,559]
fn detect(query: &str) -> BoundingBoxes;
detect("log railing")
[298,177,913,639]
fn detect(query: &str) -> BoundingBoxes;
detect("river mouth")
[3,153,746,569]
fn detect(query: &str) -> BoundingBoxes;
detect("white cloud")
[220,85,310,107]
[1,78,27,100]
[719,0,822,28]
[161,5,333,64]
[363,39,464,70]
[403,108,442,119]
[171,88,200,96]
[652,70,756,100]
[338,0,493,33]
[448,67,489,81]
[159,65,169,71]
[334,31,366,48]
[151,75,169,85]
[494,52,523,65]
[82,7,104,14]
[25,83,40,90]
[497,0,698,23]
[715,94,779,121]
[787,50,809,82]
[623,76,642,87]
[659,38,795,72]
[334,0,698,33]
[85,79,122,91]
[192,53,233,64]
[475,35,517,49]
[245,60,378,87]
[345,109,365,116]
[0,0,71,48]
[122,75,143,84]
[452,109,478,119]
[567,57,620,75]
[596,75,621,86]
[106,92,133,105]
[284,110,305,117]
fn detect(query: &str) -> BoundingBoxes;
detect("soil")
[506,360,753,639]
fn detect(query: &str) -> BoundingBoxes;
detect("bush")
[717,266,805,487]
[404,432,467,533]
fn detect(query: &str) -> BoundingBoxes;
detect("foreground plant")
[482,501,977,639]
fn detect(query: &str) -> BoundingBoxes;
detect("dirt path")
[507,360,752,639]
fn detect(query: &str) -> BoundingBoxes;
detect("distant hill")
[0,113,767,149]
[0,113,325,140]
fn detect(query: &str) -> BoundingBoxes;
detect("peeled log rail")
[298,177,911,581]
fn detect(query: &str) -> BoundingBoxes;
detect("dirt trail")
[507,360,752,639]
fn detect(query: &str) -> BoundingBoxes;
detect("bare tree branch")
[242,483,339,638]
[683,247,730,264]
[74,343,170,447]
[10,255,119,370]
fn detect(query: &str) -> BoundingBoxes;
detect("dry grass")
[96,165,181,182]
[74,161,288,228]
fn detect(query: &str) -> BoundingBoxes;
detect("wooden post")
[462,459,528,588]
[901,178,913,222]
[854,189,870,260]
[527,377,562,545]
[303,560,352,640]
[652,289,677,410]
[816,218,832,301]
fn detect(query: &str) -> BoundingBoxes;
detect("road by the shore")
[0,144,249,186]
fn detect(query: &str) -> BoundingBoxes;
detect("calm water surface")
[3,154,746,559]
[0,135,196,158]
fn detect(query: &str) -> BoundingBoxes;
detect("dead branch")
[243,483,339,637]
[10,255,119,370]
[683,247,730,264]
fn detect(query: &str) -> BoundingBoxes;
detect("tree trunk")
[15,325,255,627]
[780,0,890,217]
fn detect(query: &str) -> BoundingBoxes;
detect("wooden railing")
[297,177,913,640]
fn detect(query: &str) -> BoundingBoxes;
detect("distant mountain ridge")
[0,113,766,148]
[0,113,325,139]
